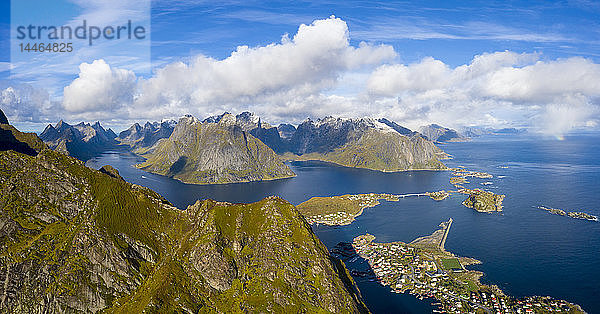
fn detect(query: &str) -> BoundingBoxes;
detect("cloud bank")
[366,51,600,136]
[2,16,599,137]
[63,59,136,114]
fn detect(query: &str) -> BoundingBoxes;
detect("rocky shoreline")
[537,206,598,222]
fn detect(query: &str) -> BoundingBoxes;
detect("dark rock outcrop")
[0,109,8,124]
[99,165,124,181]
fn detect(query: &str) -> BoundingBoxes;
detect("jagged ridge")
[136,114,295,184]
[0,123,367,313]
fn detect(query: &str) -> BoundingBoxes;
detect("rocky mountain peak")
[40,120,117,161]
[179,114,200,125]
[277,123,296,139]
[418,124,466,143]
[217,112,237,126]
[0,109,8,124]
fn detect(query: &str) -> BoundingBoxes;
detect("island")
[298,188,505,226]
[446,167,505,213]
[460,188,505,213]
[297,192,449,225]
[537,206,598,222]
[428,190,451,201]
[343,220,585,314]
[449,167,493,189]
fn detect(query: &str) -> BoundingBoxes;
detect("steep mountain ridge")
[117,120,176,152]
[0,111,47,156]
[0,121,368,313]
[40,120,118,161]
[136,114,295,184]
[418,124,466,143]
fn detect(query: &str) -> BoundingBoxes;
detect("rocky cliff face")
[418,124,466,143]
[137,114,295,184]
[0,109,8,125]
[282,117,446,171]
[277,123,296,139]
[117,120,176,152]
[0,123,368,313]
[39,120,118,161]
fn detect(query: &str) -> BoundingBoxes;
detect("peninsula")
[346,220,585,313]
[297,192,446,225]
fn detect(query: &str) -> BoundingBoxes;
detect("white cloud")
[0,83,58,123]
[132,16,395,118]
[16,16,598,137]
[366,51,600,135]
[367,57,451,95]
[63,59,137,113]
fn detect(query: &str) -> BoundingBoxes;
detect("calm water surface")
[87,133,600,313]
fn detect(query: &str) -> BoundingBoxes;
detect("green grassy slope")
[0,126,366,313]
[137,119,295,184]
[293,129,447,172]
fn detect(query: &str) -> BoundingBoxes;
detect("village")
[338,233,583,313]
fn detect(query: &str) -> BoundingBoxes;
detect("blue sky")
[0,0,599,136]
[149,0,600,66]
[3,1,599,81]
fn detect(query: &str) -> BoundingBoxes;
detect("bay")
[86,133,600,312]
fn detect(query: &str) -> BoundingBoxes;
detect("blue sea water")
[86,133,600,313]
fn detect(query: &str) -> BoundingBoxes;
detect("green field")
[441,258,462,270]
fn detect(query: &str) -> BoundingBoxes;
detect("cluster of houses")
[350,235,581,313]
[305,211,355,225]
[351,235,470,312]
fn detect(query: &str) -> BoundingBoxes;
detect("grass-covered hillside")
[137,114,295,184]
[0,121,367,313]
[289,128,447,172]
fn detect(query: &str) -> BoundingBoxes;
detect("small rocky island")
[461,189,505,212]
[538,206,598,222]
[428,190,451,201]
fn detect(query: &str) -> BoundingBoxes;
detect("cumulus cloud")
[63,59,137,113]
[0,83,58,123]
[132,16,395,118]
[34,17,600,137]
[366,51,600,135]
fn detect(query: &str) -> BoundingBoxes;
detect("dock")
[439,218,453,251]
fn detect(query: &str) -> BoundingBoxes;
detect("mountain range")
[134,113,447,183]
[39,120,118,161]
[417,124,467,143]
[0,108,368,312]
[136,114,295,185]
[116,120,177,152]
[35,112,450,184]
[281,117,447,171]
